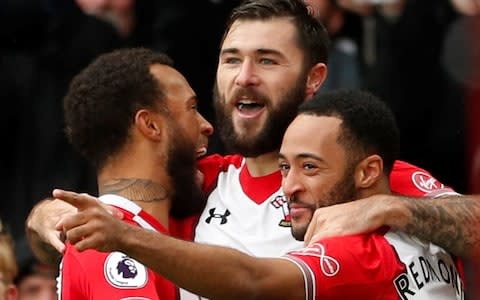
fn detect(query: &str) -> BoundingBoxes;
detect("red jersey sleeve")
[284,233,405,300]
[59,245,177,299]
[390,160,458,197]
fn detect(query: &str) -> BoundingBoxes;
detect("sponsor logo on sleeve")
[411,172,444,193]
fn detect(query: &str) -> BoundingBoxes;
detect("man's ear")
[5,283,18,300]
[353,154,383,189]
[135,109,164,141]
[305,63,328,98]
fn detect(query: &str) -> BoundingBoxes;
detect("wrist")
[381,194,412,230]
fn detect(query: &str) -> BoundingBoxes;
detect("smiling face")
[214,18,309,157]
[279,114,358,241]
[150,65,213,158]
[149,64,213,216]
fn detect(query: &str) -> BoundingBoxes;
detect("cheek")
[189,125,201,144]
[216,68,235,92]
[304,180,332,206]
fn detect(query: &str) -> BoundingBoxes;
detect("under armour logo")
[205,208,231,225]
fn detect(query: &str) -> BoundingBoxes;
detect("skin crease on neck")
[215,18,326,177]
[96,64,213,227]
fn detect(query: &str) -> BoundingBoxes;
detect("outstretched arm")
[304,194,480,261]
[54,189,305,300]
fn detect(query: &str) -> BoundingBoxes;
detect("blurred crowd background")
[0,0,479,299]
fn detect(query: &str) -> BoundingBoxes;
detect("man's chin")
[291,226,307,241]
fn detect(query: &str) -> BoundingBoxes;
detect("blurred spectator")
[14,258,56,300]
[304,0,363,90]
[331,0,467,193]
[0,220,18,300]
[449,0,480,15]
[0,0,128,262]
[445,1,480,297]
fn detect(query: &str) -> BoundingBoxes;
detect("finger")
[52,189,98,211]
[56,211,89,232]
[65,224,94,245]
[46,231,66,253]
[303,219,315,246]
[306,232,325,247]
[75,236,100,253]
[100,203,124,220]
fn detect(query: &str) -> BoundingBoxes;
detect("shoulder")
[197,154,244,193]
[197,154,244,171]
[284,232,404,297]
[390,160,457,197]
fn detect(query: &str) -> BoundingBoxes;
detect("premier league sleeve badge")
[104,252,148,289]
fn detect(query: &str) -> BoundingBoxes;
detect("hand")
[53,189,126,253]
[75,0,136,36]
[26,198,78,254]
[449,0,480,15]
[303,195,397,246]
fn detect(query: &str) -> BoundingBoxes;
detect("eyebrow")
[278,152,325,163]
[220,47,285,58]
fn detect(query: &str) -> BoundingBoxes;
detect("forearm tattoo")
[402,196,480,259]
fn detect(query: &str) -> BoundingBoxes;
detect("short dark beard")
[213,75,307,157]
[167,123,207,218]
[291,164,358,241]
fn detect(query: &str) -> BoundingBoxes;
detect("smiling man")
[55,89,465,299]
[27,0,480,291]
[55,47,214,299]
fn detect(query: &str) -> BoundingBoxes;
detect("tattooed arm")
[304,194,480,261]
[395,194,480,261]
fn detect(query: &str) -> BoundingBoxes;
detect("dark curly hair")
[222,0,330,68]
[63,48,174,170]
[298,89,400,175]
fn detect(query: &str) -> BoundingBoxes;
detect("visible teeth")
[238,99,256,104]
[196,148,207,157]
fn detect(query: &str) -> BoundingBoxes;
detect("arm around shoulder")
[384,194,480,262]
[26,197,77,265]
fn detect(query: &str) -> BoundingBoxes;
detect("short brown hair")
[0,221,17,285]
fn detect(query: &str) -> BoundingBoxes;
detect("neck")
[244,151,280,177]
[98,178,171,228]
[358,177,392,199]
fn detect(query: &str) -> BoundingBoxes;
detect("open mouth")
[196,147,208,158]
[234,98,266,118]
[236,99,265,111]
